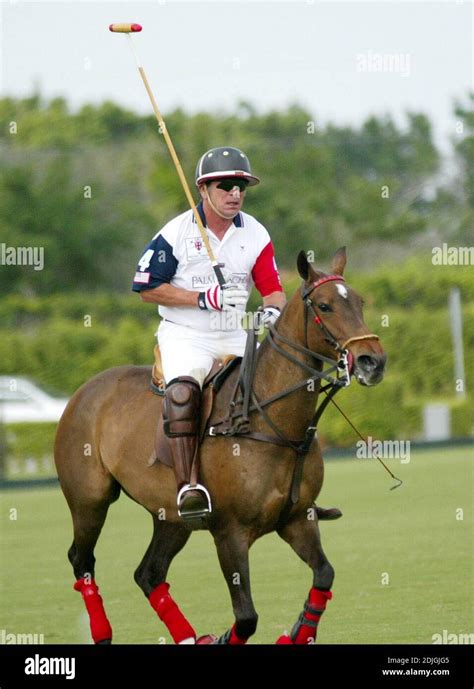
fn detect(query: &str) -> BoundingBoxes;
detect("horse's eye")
[317,303,332,313]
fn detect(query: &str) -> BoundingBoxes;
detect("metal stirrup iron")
[177,484,212,519]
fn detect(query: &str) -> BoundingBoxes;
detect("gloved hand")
[198,284,249,312]
[257,305,281,329]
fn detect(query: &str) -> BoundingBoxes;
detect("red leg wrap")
[73,578,112,644]
[228,624,247,645]
[149,583,196,644]
[276,634,293,644]
[291,588,332,645]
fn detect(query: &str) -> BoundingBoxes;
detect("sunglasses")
[215,178,249,192]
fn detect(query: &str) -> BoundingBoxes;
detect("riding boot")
[162,376,211,521]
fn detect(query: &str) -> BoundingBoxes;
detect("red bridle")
[311,275,345,289]
[302,274,379,374]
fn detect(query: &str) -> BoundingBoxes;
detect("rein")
[206,275,398,524]
[209,324,346,447]
[209,274,379,445]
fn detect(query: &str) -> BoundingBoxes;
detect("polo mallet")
[109,23,225,287]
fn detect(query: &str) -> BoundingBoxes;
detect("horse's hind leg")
[62,475,120,645]
[134,517,196,644]
[276,513,334,645]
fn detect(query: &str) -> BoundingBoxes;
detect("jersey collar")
[193,201,243,228]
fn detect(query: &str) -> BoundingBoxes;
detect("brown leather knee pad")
[162,377,201,437]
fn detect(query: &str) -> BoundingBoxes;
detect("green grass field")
[0,447,472,645]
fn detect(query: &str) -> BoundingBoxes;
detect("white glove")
[198,284,249,312]
[257,306,281,329]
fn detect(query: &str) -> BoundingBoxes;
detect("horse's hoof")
[275,634,293,645]
[196,634,218,645]
[96,639,112,645]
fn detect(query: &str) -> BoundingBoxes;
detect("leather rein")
[209,275,379,445]
[206,275,379,520]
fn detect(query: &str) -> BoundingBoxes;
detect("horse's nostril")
[357,355,378,371]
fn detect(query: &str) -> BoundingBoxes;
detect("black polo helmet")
[195,146,260,187]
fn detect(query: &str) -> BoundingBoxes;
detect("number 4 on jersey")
[138,249,154,272]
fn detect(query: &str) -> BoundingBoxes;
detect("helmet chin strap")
[204,189,239,221]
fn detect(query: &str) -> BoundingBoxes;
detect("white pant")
[157,320,248,387]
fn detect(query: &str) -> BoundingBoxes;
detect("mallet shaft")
[111,25,224,285]
[136,64,221,272]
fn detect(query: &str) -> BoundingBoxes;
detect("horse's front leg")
[276,512,334,644]
[212,526,258,644]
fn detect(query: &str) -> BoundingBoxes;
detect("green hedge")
[2,423,57,479]
[1,304,471,401]
[0,293,149,328]
[1,255,472,455]
[2,387,470,479]
[283,255,473,309]
[1,254,471,326]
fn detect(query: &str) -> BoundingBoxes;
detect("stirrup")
[177,484,212,520]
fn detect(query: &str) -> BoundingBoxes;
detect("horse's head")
[296,247,386,386]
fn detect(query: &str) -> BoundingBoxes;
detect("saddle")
[149,345,241,468]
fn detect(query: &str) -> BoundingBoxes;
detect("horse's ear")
[297,250,311,280]
[298,250,321,283]
[330,246,347,276]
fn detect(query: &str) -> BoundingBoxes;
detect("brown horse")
[55,247,385,645]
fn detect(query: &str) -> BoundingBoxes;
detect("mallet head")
[109,23,142,33]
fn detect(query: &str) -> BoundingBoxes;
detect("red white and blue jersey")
[132,202,282,331]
